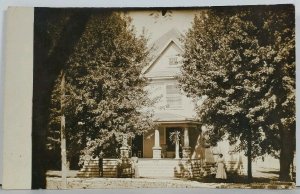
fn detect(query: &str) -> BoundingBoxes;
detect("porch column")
[152,128,161,159]
[182,127,191,159]
[120,135,129,158]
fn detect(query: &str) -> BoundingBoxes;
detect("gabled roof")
[143,28,183,74]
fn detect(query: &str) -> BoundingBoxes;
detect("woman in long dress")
[216,154,227,181]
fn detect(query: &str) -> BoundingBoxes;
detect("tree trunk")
[279,130,294,181]
[60,72,67,188]
[247,129,253,182]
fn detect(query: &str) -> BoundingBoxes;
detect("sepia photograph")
[31,5,295,189]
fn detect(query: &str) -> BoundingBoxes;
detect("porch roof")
[153,112,200,124]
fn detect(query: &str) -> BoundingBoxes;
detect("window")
[166,85,182,109]
[168,57,178,66]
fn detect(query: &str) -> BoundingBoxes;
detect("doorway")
[132,135,143,158]
[166,127,183,158]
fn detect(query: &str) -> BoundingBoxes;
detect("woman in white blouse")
[216,154,227,182]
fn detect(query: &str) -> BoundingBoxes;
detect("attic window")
[169,57,178,66]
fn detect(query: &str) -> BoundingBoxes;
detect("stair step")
[78,159,207,178]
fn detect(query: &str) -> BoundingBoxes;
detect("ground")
[46,166,295,189]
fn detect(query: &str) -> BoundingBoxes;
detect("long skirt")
[216,162,227,179]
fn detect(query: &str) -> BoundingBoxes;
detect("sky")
[127,9,202,44]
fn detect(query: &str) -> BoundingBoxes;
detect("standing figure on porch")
[215,154,227,182]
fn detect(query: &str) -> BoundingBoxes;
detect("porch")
[131,112,202,160]
[77,157,206,179]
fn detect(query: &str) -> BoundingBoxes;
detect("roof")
[145,69,180,79]
[153,112,198,124]
[143,28,183,74]
[150,28,183,58]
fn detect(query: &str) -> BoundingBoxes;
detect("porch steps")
[137,159,192,178]
[190,160,204,178]
[77,158,118,178]
[102,159,118,178]
[77,158,207,179]
[77,158,100,178]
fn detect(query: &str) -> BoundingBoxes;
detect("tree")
[247,6,295,181]
[46,12,155,167]
[34,8,91,188]
[179,5,295,181]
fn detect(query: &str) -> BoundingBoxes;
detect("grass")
[193,171,295,189]
[194,172,277,184]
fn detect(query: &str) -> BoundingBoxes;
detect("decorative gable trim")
[143,40,183,75]
[142,28,183,75]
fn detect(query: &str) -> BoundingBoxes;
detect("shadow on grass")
[256,170,279,175]
[46,170,78,178]
[194,173,278,184]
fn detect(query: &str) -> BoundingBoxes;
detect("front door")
[166,127,183,158]
[132,135,143,158]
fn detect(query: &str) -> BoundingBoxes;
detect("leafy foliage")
[179,5,295,180]
[169,131,181,145]
[46,12,155,167]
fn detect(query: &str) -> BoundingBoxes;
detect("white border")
[2,7,33,189]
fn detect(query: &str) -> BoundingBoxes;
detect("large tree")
[179,5,295,181]
[34,8,91,187]
[46,12,155,167]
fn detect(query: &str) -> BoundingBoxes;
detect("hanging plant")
[169,131,181,145]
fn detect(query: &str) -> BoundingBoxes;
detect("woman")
[215,154,227,182]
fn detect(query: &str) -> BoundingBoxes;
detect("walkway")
[46,177,219,189]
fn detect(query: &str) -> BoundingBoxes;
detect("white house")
[131,28,213,161]
[79,28,245,178]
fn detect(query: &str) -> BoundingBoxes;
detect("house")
[131,28,205,160]
[78,28,244,178]
[129,28,245,177]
